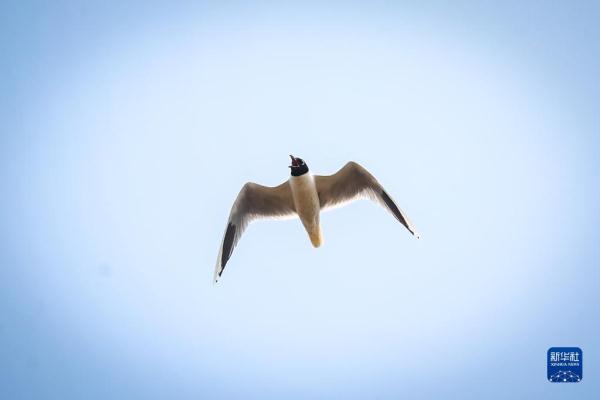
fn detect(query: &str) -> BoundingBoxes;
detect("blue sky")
[1,1,599,399]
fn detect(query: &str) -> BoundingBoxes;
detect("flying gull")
[214,155,419,282]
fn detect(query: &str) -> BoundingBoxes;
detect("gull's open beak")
[289,154,299,167]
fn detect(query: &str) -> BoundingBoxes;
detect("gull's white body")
[289,172,322,247]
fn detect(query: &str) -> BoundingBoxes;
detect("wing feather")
[214,181,296,282]
[314,161,419,238]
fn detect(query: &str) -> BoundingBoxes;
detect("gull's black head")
[289,155,309,176]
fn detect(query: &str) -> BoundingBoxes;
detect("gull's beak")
[289,154,299,167]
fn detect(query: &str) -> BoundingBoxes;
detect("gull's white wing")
[314,161,419,238]
[214,181,296,282]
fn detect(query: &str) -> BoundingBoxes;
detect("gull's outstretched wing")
[214,181,296,282]
[314,161,419,238]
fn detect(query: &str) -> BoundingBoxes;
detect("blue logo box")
[547,347,582,382]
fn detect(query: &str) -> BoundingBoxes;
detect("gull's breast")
[290,173,321,246]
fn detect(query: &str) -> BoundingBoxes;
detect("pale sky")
[1,1,599,399]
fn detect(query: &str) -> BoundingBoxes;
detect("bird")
[213,155,419,282]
